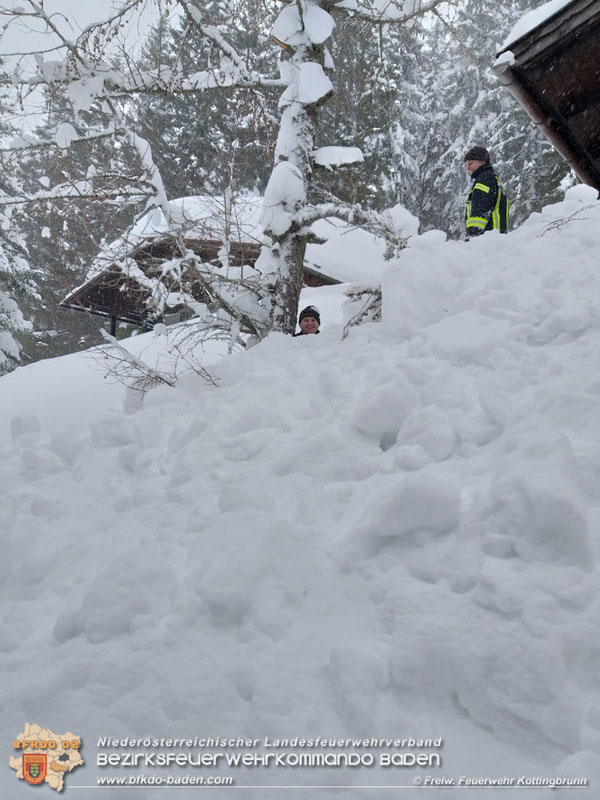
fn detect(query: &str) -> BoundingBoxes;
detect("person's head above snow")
[464,146,491,175]
[297,305,320,335]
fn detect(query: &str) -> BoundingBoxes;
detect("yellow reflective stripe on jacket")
[492,205,500,230]
[466,216,488,229]
[492,179,509,231]
[466,176,509,233]
[497,179,510,230]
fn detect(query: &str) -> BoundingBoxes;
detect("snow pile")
[305,212,420,285]
[2,185,600,797]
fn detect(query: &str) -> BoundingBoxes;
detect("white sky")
[0,0,163,65]
[0,0,167,129]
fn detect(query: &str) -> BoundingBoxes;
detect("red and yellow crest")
[23,753,47,785]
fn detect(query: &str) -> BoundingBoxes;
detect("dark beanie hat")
[298,305,320,324]
[464,146,490,163]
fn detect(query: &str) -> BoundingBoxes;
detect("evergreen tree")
[0,91,37,373]
[306,14,427,213]
[16,84,142,360]
[0,196,36,374]
[129,2,278,199]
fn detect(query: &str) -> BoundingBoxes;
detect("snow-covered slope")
[2,185,600,798]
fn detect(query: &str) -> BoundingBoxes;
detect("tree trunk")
[271,232,308,333]
[263,1,334,334]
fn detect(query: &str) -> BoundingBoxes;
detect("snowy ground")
[2,185,600,797]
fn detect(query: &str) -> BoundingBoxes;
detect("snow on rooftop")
[501,0,574,50]
[305,205,420,285]
[85,194,266,282]
[81,194,420,290]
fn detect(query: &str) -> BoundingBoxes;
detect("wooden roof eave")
[60,300,146,328]
[501,0,599,63]
[303,263,342,285]
[59,264,152,327]
[493,58,600,194]
[60,234,343,329]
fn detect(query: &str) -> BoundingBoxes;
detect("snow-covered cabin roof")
[61,192,414,330]
[494,0,600,193]
[61,195,343,329]
[501,0,575,49]
[85,194,266,284]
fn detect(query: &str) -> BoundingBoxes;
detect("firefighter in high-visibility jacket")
[464,146,509,238]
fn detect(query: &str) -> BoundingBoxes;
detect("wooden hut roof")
[494,0,600,192]
[61,195,340,328]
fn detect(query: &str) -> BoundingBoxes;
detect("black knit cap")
[464,146,490,163]
[298,305,320,324]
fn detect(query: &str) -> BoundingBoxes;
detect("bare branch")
[77,0,149,39]
[175,0,249,72]
[97,328,177,389]
[174,0,282,90]
[0,181,155,207]
[0,44,65,57]
[0,128,125,153]
[294,202,409,254]
[330,0,453,25]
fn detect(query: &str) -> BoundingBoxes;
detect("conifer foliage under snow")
[0,202,35,374]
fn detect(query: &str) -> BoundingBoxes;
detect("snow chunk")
[298,62,333,105]
[54,550,177,644]
[260,162,305,236]
[313,146,363,168]
[397,406,456,462]
[272,3,303,46]
[303,2,335,44]
[487,464,593,569]
[55,122,78,148]
[564,183,599,205]
[385,202,420,240]
[65,76,105,111]
[272,1,335,47]
[348,474,462,554]
[494,50,515,69]
[427,309,511,366]
[351,376,420,443]
[382,251,459,340]
[10,414,41,440]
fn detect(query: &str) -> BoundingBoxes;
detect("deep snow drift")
[2,185,600,798]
